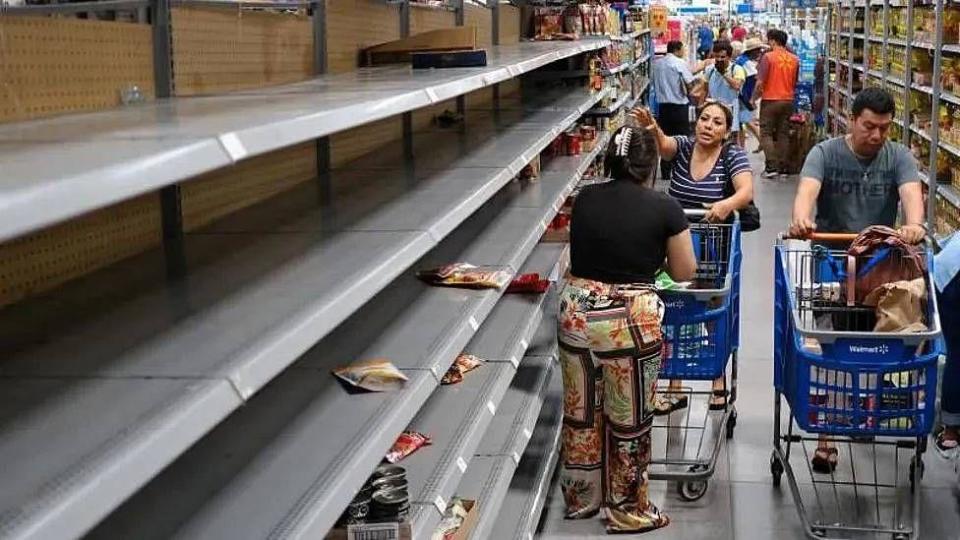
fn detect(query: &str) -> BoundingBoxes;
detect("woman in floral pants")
[558,125,696,533]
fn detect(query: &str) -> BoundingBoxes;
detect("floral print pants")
[557,276,670,534]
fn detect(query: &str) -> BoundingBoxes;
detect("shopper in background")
[790,87,925,472]
[718,25,730,41]
[652,40,697,180]
[732,20,747,42]
[633,102,754,413]
[934,233,960,457]
[697,20,715,60]
[559,125,696,533]
[703,40,746,139]
[753,28,799,179]
[735,38,766,149]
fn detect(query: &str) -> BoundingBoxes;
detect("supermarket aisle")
[536,144,960,539]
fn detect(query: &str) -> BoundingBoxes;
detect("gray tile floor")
[536,144,960,539]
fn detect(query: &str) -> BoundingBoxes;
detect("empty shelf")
[430,352,559,540]
[404,243,566,540]
[83,122,597,540]
[0,38,608,244]
[487,373,564,540]
[474,349,557,461]
[0,88,601,540]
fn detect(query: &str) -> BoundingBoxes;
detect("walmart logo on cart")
[849,344,890,355]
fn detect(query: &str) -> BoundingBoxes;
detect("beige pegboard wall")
[0,194,161,308]
[171,6,314,95]
[410,5,455,35]
[500,4,521,43]
[327,0,399,74]
[182,143,317,231]
[331,117,404,168]
[0,16,154,123]
[464,4,492,48]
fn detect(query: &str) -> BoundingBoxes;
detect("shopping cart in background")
[772,233,943,540]
[648,210,742,501]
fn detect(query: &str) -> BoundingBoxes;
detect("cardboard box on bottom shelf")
[325,499,478,540]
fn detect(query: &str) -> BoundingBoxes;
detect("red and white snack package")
[385,431,432,463]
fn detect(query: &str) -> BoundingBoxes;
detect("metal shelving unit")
[826,0,958,237]
[0,37,609,245]
[82,96,599,538]
[0,2,622,535]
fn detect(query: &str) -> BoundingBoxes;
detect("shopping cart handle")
[684,208,709,218]
[782,232,860,242]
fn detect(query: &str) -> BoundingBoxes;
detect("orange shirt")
[758,48,799,101]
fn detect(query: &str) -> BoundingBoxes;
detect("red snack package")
[507,273,551,294]
[385,431,432,463]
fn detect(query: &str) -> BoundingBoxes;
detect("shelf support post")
[401,1,413,159]
[904,0,914,147]
[926,0,944,232]
[312,0,331,203]
[455,0,466,117]
[151,0,185,279]
[491,0,500,110]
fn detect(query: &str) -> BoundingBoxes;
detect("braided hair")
[603,126,660,186]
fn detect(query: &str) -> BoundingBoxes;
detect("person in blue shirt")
[935,233,960,456]
[697,22,715,61]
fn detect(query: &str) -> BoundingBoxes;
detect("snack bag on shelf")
[441,353,485,385]
[384,431,431,463]
[333,358,409,392]
[432,498,474,540]
[417,263,512,289]
[506,273,551,294]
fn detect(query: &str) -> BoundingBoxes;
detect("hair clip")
[615,128,632,157]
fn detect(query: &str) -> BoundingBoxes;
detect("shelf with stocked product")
[826,0,960,238]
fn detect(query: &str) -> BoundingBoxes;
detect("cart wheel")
[770,452,784,488]
[892,533,909,540]
[677,479,709,501]
[910,457,925,493]
[726,409,738,439]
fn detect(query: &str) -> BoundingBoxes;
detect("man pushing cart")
[773,87,941,539]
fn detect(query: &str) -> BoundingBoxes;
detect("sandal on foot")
[811,447,839,474]
[708,389,729,411]
[936,430,960,458]
[653,395,688,416]
[604,505,671,535]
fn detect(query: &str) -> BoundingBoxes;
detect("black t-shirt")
[570,180,689,284]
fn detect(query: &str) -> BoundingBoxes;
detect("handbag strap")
[846,255,857,306]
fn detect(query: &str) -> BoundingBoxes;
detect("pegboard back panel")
[331,117,403,168]
[181,143,317,231]
[171,6,314,95]
[327,0,399,73]
[500,4,521,43]
[0,194,161,308]
[410,6,455,35]
[0,15,154,123]
[464,4,492,48]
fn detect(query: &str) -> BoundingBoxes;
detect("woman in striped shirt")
[634,103,755,412]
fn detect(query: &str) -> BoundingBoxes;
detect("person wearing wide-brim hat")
[734,38,767,149]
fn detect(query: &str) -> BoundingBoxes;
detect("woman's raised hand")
[631,107,658,130]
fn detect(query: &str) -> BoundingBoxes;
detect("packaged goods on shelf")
[333,359,409,392]
[385,432,432,464]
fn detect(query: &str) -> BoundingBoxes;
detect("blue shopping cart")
[648,210,742,501]
[772,233,943,540]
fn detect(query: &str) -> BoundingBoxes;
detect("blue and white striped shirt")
[667,136,751,206]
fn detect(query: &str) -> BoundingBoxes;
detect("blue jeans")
[939,276,960,426]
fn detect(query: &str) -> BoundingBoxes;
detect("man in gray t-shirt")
[788,88,924,474]
[790,88,925,244]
